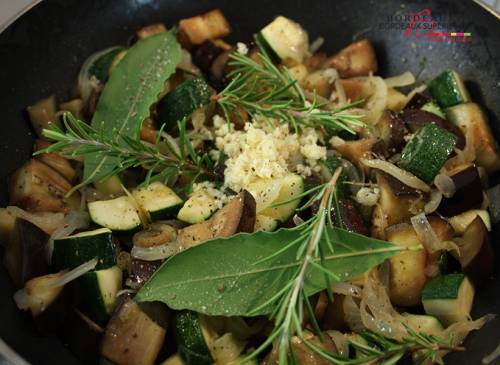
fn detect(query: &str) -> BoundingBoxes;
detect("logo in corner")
[405,9,471,43]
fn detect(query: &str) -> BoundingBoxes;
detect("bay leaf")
[135,227,405,316]
[84,31,181,182]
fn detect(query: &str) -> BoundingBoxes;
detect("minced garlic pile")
[211,115,326,192]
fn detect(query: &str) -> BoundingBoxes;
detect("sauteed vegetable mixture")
[3,9,499,365]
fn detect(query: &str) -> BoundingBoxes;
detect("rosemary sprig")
[215,45,365,134]
[36,113,214,194]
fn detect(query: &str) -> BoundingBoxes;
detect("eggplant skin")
[2,218,49,288]
[178,190,256,248]
[438,166,483,217]
[9,159,79,213]
[322,39,378,78]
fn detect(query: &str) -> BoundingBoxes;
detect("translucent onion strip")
[434,174,456,198]
[411,213,458,253]
[131,241,180,261]
[424,189,443,214]
[361,158,431,192]
[384,71,416,88]
[46,258,98,288]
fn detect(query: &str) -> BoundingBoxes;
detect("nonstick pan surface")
[0,1,499,364]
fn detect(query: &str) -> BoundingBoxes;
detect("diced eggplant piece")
[322,39,378,78]
[371,172,423,239]
[453,217,494,285]
[3,218,49,287]
[311,199,368,235]
[34,139,77,182]
[340,78,372,102]
[129,259,162,289]
[9,159,80,213]
[403,92,431,110]
[59,99,85,120]
[401,108,465,149]
[177,9,231,49]
[321,294,348,331]
[27,95,61,138]
[101,300,167,365]
[62,308,104,364]
[448,209,491,234]
[437,165,483,217]
[136,23,167,40]
[446,102,500,173]
[385,223,427,307]
[304,69,336,98]
[13,271,66,318]
[194,39,231,73]
[334,137,382,170]
[0,208,17,243]
[178,190,256,249]
[376,110,406,152]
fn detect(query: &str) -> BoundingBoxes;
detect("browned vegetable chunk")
[136,23,167,40]
[178,190,256,249]
[27,95,61,138]
[323,39,378,78]
[371,172,424,239]
[34,139,76,182]
[101,300,167,365]
[177,9,231,48]
[385,223,427,307]
[3,218,49,287]
[9,159,79,213]
[453,217,494,285]
[334,137,381,170]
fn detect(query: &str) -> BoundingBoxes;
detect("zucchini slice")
[177,190,218,224]
[53,228,117,271]
[421,273,475,326]
[254,214,279,232]
[157,76,212,130]
[94,175,123,197]
[133,182,183,221]
[174,311,214,365]
[260,174,304,222]
[400,123,457,183]
[88,196,141,232]
[429,70,470,108]
[79,266,122,324]
[88,47,124,83]
[421,101,446,119]
[256,16,309,63]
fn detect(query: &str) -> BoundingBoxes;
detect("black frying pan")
[0,1,499,364]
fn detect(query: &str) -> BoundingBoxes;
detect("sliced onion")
[78,46,121,102]
[434,174,456,198]
[326,330,349,358]
[444,314,495,348]
[332,282,362,298]
[343,295,364,331]
[47,211,90,263]
[131,241,180,261]
[424,189,443,214]
[293,214,305,226]
[133,223,177,248]
[309,36,324,53]
[361,158,431,192]
[411,213,458,253]
[5,206,66,235]
[483,342,500,365]
[359,272,407,340]
[384,71,416,88]
[364,76,387,125]
[46,258,98,288]
[405,84,427,103]
[121,184,148,228]
[116,289,136,297]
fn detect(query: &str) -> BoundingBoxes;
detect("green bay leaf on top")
[135,226,406,316]
[84,31,181,183]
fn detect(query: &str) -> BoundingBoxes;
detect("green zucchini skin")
[174,310,213,365]
[429,70,470,108]
[89,47,124,83]
[400,123,457,183]
[78,266,122,324]
[254,32,281,63]
[157,77,212,130]
[421,273,466,300]
[52,228,117,271]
